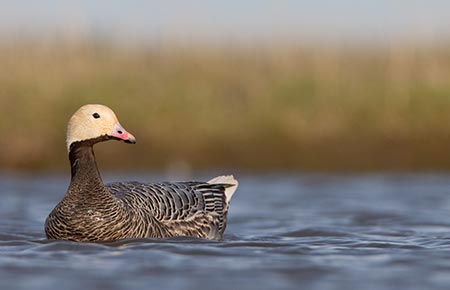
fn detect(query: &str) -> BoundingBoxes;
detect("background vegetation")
[1,40,450,172]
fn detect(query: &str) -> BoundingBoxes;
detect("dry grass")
[1,40,450,171]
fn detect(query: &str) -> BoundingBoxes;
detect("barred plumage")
[107,181,232,239]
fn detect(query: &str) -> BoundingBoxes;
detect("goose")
[45,104,238,242]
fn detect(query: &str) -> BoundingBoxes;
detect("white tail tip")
[208,175,238,203]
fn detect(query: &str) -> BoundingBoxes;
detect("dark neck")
[68,142,104,193]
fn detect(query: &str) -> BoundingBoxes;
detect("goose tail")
[208,175,238,204]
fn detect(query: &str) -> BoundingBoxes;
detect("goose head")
[66,104,136,151]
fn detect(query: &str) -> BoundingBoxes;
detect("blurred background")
[3,3,450,290]
[1,0,450,173]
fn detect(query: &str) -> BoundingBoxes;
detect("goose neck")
[68,142,104,191]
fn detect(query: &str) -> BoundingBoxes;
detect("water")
[1,172,450,290]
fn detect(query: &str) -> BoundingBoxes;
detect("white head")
[66,104,136,151]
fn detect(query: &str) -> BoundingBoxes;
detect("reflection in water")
[1,173,450,290]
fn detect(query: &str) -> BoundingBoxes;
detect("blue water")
[1,173,450,290]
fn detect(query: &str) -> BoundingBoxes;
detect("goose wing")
[106,181,231,239]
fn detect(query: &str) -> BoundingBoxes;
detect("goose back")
[107,181,231,240]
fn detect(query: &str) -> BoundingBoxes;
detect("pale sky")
[0,0,449,43]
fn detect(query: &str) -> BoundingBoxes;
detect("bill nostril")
[117,130,123,134]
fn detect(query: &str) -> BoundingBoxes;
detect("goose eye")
[92,113,100,119]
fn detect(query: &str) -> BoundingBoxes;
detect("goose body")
[45,104,238,242]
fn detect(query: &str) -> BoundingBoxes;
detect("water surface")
[1,173,450,290]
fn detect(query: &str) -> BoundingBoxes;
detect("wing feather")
[106,181,230,239]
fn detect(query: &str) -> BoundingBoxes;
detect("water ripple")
[1,173,450,290]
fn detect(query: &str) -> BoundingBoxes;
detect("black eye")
[92,113,100,119]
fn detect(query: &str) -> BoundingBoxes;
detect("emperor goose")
[45,104,238,242]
